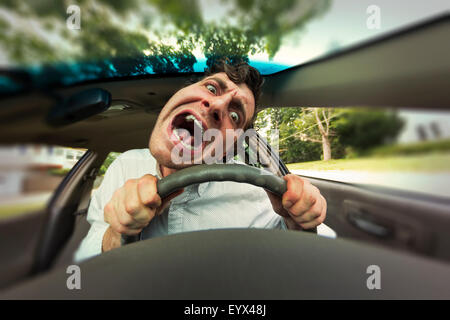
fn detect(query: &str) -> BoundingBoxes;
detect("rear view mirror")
[46,88,111,127]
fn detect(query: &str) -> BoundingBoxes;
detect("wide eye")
[206,84,217,95]
[230,111,240,124]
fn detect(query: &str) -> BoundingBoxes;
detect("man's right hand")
[102,174,181,252]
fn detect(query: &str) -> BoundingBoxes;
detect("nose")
[201,91,236,126]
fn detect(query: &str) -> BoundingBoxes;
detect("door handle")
[347,211,393,238]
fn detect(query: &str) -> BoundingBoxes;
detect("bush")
[98,152,121,176]
[333,108,405,154]
[279,139,322,164]
[344,146,359,159]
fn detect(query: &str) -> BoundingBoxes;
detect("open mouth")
[169,111,207,151]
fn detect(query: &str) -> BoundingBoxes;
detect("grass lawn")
[286,152,450,172]
[0,202,45,220]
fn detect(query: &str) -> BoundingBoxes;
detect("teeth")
[172,114,205,150]
[185,114,204,135]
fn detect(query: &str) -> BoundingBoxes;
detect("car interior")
[0,14,449,299]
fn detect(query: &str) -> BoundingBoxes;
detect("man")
[75,60,329,262]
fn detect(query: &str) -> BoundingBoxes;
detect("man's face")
[149,72,255,169]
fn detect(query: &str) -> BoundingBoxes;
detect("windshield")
[0,0,448,94]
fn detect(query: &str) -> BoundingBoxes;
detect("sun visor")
[46,88,111,127]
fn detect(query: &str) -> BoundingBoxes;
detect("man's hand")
[102,174,182,252]
[266,174,327,230]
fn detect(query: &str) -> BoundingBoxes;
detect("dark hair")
[204,59,264,129]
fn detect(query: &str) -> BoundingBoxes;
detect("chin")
[150,120,227,169]
[149,136,194,170]
[150,142,225,171]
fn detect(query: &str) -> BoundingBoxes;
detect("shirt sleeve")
[73,155,126,263]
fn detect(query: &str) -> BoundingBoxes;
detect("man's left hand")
[266,174,327,230]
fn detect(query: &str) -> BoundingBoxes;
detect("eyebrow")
[207,76,248,126]
[209,76,228,91]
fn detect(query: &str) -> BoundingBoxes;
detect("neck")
[159,164,177,178]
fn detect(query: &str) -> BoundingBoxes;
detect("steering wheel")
[121,163,304,245]
[5,166,450,299]
[4,164,450,299]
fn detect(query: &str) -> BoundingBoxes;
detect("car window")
[91,152,122,196]
[0,144,87,221]
[234,132,286,178]
[255,107,450,198]
[1,1,448,95]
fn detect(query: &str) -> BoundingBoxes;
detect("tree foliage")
[0,0,331,69]
[333,108,405,154]
[98,152,121,176]
[255,107,405,163]
[0,0,332,94]
[255,107,322,163]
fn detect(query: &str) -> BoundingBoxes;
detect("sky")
[252,0,450,65]
[258,0,450,143]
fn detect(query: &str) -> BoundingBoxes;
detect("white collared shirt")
[74,149,334,263]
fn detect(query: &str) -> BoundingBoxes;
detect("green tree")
[255,107,323,163]
[292,108,335,161]
[333,108,405,155]
[256,107,405,163]
[98,152,121,176]
[0,0,331,70]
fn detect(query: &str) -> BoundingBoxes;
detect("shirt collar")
[155,162,163,179]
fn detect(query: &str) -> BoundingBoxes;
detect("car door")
[0,146,104,289]
[245,127,450,262]
[257,15,450,262]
